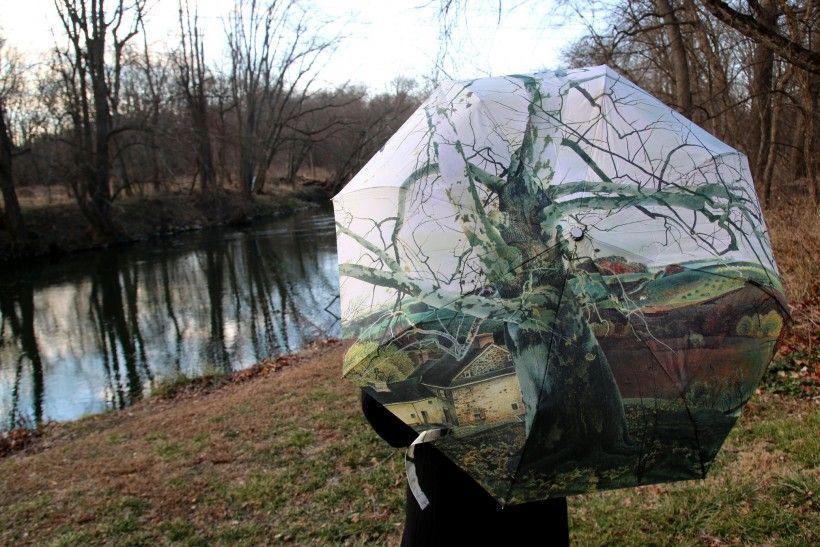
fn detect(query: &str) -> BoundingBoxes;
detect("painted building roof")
[363,381,435,404]
[420,344,515,388]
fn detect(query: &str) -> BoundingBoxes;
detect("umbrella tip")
[570,227,585,241]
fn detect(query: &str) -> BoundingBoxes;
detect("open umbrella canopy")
[332,65,788,506]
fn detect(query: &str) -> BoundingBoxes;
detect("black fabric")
[360,389,569,546]
[360,388,417,448]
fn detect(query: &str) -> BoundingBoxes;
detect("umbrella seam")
[502,259,571,506]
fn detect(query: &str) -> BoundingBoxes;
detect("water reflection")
[0,210,341,429]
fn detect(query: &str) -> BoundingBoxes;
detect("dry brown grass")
[0,339,816,545]
[765,195,820,304]
[763,196,819,393]
[0,339,406,545]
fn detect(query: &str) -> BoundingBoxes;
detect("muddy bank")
[0,190,328,262]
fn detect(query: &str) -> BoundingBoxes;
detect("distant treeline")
[1,0,818,245]
[0,0,423,242]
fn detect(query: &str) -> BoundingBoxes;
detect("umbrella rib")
[502,261,571,505]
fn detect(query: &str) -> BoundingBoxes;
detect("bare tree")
[700,0,820,74]
[226,0,336,196]
[323,78,421,194]
[745,0,778,185]
[0,37,27,244]
[52,0,147,236]
[656,0,693,117]
[138,19,170,192]
[781,0,820,204]
[176,0,217,192]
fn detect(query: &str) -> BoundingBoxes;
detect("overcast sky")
[0,0,589,92]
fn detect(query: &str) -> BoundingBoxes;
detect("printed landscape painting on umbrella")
[333,66,788,505]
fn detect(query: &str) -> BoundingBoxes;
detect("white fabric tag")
[405,428,447,510]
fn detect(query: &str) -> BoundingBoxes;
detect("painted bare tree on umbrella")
[334,66,780,481]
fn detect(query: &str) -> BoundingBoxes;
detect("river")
[0,208,341,430]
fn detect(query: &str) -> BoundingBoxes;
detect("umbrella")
[332,65,789,507]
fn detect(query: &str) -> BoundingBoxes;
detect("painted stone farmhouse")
[364,333,526,429]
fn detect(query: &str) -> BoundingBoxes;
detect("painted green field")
[571,260,782,312]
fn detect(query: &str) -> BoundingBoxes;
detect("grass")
[764,196,820,304]
[150,366,231,400]
[569,395,818,545]
[0,339,817,545]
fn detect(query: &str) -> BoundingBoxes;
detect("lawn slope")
[0,339,816,545]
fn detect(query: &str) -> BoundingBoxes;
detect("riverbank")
[0,338,817,545]
[0,188,327,262]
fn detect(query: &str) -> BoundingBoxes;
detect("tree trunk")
[286,139,311,185]
[239,105,257,196]
[506,279,633,472]
[216,94,232,186]
[150,131,162,194]
[685,0,735,138]
[193,72,216,192]
[762,63,793,207]
[193,110,216,192]
[801,78,818,205]
[762,88,782,207]
[802,17,819,205]
[491,125,632,471]
[239,141,255,196]
[253,168,268,195]
[88,36,115,235]
[0,101,26,244]
[749,0,777,183]
[656,0,693,119]
[178,0,217,194]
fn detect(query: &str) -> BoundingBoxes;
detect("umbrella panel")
[335,66,788,505]
[345,255,785,505]
[480,264,779,504]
